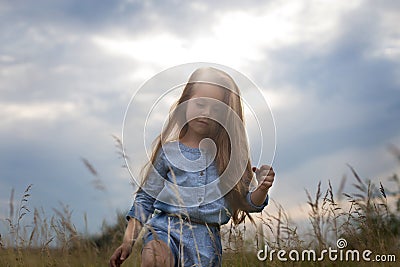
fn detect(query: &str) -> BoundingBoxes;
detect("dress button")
[200,171,204,176]
[198,197,203,203]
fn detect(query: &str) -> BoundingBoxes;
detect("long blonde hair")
[143,67,254,224]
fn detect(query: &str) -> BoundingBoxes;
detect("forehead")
[191,83,226,101]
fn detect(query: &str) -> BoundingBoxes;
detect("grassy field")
[1,160,399,266]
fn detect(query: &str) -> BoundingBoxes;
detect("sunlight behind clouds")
[92,0,364,74]
[368,7,400,61]
[92,33,184,66]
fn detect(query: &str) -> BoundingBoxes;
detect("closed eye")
[196,102,205,107]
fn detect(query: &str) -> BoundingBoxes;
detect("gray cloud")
[1,0,399,234]
[250,1,400,169]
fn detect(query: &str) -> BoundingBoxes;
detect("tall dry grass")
[1,148,399,266]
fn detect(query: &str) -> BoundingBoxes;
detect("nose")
[200,105,211,117]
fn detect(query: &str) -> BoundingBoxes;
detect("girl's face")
[185,83,226,138]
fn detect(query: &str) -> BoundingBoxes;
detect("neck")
[179,130,205,148]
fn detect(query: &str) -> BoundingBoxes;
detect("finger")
[110,248,121,267]
[259,164,271,170]
[120,248,129,261]
[266,168,275,177]
[260,165,274,175]
[263,178,274,185]
[109,254,116,267]
[109,257,116,267]
[263,174,275,182]
[262,180,273,188]
[110,257,118,267]
[253,167,263,178]
[259,178,273,189]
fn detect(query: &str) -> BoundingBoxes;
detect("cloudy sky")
[1,0,399,235]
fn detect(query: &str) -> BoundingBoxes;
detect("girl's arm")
[122,217,142,245]
[250,165,275,206]
[109,217,142,267]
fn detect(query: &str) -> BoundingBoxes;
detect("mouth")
[195,119,209,126]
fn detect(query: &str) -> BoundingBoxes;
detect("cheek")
[185,106,193,122]
[212,110,225,123]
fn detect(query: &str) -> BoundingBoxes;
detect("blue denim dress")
[127,142,268,267]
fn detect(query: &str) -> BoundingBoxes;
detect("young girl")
[110,67,275,267]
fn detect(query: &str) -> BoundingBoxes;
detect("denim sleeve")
[126,149,168,224]
[126,189,156,224]
[245,192,269,213]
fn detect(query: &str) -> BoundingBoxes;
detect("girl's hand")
[253,165,275,192]
[109,242,133,267]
